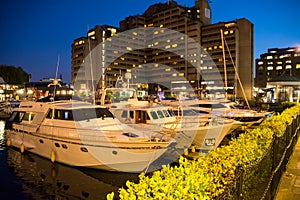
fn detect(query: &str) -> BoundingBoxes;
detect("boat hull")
[6,129,171,173]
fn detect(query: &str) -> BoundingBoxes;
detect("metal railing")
[218,114,300,199]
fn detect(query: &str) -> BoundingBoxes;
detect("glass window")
[157,111,164,118]
[150,111,158,119]
[163,110,170,117]
[46,109,53,119]
[22,112,35,121]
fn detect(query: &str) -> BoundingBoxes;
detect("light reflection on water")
[0,121,5,150]
[0,120,139,200]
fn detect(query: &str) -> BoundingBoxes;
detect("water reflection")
[6,148,139,199]
[0,121,5,150]
[0,119,140,199]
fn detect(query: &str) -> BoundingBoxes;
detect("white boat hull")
[6,129,171,173]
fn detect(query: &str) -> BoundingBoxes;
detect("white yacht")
[95,88,235,151]
[165,98,272,129]
[5,100,175,173]
[113,101,235,152]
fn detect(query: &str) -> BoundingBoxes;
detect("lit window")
[154,42,159,45]
[214,46,218,49]
[296,64,300,69]
[276,66,282,70]
[165,68,171,71]
[114,62,118,66]
[219,46,223,49]
[154,31,159,35]
[267,66,273,70]
[277,61,282,64]
[267,62,273,64]
[230,30,234,34]
[172,73,177,77]
[267,56,273,59]
[88,31,95,36]
[224,31,229,35]
[165,45,171,49]
[172,44,178,48]
[126,47,132,51]
[132,32,137,36]
[208,47,212,50]
[114,51,119,54]
[286,65,292,69]
[179,73,184,77]
[154,64,159,67]
[286,60,292,63]
[258,61,263,65]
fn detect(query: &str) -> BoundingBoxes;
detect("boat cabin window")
[22,112,35,121]
[190,103,226,109]
[121,111,134,119]
[167,109,174,117]
[54,110,74,120]
[7,111,24,122]
[46,109,53,119]
[72,108,114,121]
[163,110,171,117]
[150,111,158,119]
[157,110,164,118]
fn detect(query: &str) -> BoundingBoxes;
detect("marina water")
[0,120,139,200]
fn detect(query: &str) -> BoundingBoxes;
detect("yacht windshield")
[72,108,114,121]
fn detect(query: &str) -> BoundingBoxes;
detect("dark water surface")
[0,120,140,200]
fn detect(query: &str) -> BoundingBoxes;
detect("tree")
[0,65,29,84]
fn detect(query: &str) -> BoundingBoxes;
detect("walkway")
[276,136,300,199]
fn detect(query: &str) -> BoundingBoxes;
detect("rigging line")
[220,29,228,99]
[87,25,95,104]
[224,38,251,110]
[52,54,60,102]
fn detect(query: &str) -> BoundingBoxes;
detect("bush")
[107,104,300,200]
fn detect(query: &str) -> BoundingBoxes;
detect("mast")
[220,29,227,99]
[223,36,251,109]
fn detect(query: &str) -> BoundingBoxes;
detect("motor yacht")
[5,100,175,173]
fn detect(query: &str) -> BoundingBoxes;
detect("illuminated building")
[255,46,300,88]
[71,0,254,100]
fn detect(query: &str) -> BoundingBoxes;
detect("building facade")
[255,47,300,88]
[201,18,254,100]
[71,0,254,100]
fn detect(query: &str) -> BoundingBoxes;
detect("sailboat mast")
[220,29,227,99]
[224,37,251,109]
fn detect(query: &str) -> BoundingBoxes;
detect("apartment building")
[201,18,254,100]
[71,0,254,100]
[255,47,300,88]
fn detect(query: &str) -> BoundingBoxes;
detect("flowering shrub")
[107,104,300,200]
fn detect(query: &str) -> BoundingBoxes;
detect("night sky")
[0,0,299,82]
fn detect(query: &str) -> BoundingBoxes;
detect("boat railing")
[10,122,169,143]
